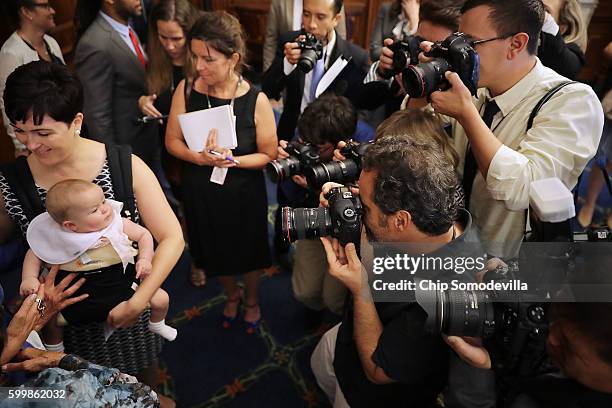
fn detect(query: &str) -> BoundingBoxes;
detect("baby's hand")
[20,277,40,297]
[135,259,152,280]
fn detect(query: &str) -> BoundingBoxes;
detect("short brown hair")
[419,0,464,32]
[46,179,99,224]
[188,11,248,73]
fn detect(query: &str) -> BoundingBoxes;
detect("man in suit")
[262,0,369,141]
[263,0,347,72]
[75,0,157,165]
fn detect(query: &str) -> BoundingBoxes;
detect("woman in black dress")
[166,11,277,333]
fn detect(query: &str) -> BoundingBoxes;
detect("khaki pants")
[291,239,347,315]
[311,323,350,407]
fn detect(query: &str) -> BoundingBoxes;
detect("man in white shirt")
[261,0,369,141]
[74,0,157,165]
[423,0,604,257]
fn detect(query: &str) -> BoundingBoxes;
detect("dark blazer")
[262,30,369,140]
[538,31,585,80]
[74,14,157,164]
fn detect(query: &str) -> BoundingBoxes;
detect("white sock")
[44,341,64,352]
[148,319,177,341]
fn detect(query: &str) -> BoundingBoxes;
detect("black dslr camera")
[403,32,480,98]
[296,32,324,73]
[415,262,549,377]
[304,141,373,190]
[378,35,423,79]
[266,141,321,183]
[281,186,362,246]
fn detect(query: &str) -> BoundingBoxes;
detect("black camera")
[415,262,551,378]
[266,141,321,183]
[304,141,372,190]
[296,32,324,73]
[378,35,423,79]
[403,32,480,98]
[281,186,362,246]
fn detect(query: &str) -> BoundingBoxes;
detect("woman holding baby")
[0,61,183,406]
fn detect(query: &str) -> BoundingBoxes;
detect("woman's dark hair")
[363,111,459,236]
[298,95,357,146]
[147,0,199,95]
[4,61,83,126]
[461,0,545,55]
[74,0,103,39]
[188,11,248,73]
[4,0,38,25]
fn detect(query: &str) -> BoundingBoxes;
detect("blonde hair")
[559,0,587,53]
[46,179,99,224]
[375,109,460,168]
[146,0,199,96]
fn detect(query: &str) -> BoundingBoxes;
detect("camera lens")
[439,290,496,338]
[266,156,301,183]
[403,58,451,98]
[298,49,319,73]
[281,207,332,243]
[304,160,360,190]
[392,49,409,73]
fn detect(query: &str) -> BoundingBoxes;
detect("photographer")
[418,0,603,257]
[275,95,358,317]
[310,112,486,407]
[355,0,464,115]
[261,0,369,141]
[446,299,612,407]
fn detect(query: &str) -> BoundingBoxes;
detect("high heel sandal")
[222,289,243,329]
[244,303,261,335]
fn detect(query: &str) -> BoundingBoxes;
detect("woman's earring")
[75,128,81,136]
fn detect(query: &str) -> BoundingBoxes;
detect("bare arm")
[122,218,154,263]
[20,250,42,296]
[233,92,278,169]
[107,156,184,328]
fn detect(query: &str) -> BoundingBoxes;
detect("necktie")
[309,55,325,101]
[461,100,501,210]
[128,27,147,68]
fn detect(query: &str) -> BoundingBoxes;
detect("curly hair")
[363,111,459,236]
[298,95,357,146]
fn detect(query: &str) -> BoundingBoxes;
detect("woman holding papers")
[166,11,278,334]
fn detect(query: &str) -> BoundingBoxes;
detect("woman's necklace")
[205,74,243,110]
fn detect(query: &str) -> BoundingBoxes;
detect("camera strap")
[523,81,578,238]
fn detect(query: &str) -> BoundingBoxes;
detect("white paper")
[178,105,238,152]
[210,167,228,185]
[315,56,349,98]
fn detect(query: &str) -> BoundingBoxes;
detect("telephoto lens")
[266,156,302,183]
[281,207,332,243]
[304,160,360,190]
[403,58,451,98]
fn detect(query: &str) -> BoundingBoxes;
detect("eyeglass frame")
[471,32,519,46]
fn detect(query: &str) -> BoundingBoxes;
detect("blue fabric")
[354,120,375,143]
[309,57,325,102]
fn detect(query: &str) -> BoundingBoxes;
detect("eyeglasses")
[472,33,518,46]
[30,2,51,10]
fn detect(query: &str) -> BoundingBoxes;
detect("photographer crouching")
[302,112,488,407]
[271,94,364,318]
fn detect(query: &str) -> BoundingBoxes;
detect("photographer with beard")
[417,0,603,258]
[310,111,488,407]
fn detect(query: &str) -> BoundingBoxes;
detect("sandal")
[244,303,261,335]
[190,266,207,288]
[222,289,243,329]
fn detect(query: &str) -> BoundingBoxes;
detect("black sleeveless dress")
[181,86,272,276]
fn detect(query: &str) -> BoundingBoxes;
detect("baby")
[21,179,177,347]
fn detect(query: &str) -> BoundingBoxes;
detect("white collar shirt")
[439,58,603,257]
[99,11,146,60]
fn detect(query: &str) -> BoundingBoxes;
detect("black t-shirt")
[333,209,483,407]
